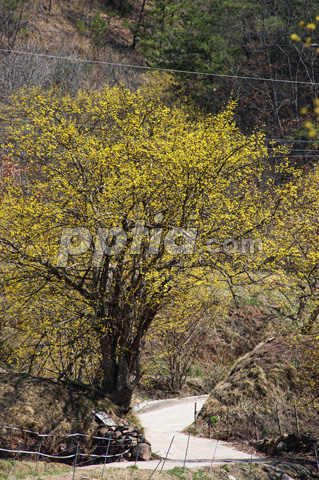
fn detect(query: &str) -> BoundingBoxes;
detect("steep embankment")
[197,337,319,441]
[0,372,143,462]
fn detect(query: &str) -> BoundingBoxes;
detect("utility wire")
[267,148,319,152]
[1,48,319,86]
[266,138,319,143]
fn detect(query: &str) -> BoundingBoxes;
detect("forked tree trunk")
[100,336,138,410]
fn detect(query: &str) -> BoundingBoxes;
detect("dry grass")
[0,461,304,480]
[0,460,70,479]
[0,372,128,458]
[195,337,319,441]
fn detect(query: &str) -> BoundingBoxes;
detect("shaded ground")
[0,372,130,460]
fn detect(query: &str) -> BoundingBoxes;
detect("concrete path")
[97,394,261,471]
[134,395,260,470]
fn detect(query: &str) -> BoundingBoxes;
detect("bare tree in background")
[0,0,29,51]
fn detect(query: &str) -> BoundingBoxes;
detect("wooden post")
[227,406,230,441]
[208,418,212,439]
[194,403,197,433]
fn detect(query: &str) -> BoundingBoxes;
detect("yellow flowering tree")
[0,84,294,408]
[263,164,319,331]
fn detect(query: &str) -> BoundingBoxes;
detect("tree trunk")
[100,336,137,410]
[301,306,319,334]
[131,0,147,49]
[106,0,126,14]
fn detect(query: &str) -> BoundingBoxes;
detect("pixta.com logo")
[56,217,262,267]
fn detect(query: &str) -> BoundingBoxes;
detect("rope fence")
[0,424,117,439]
[1,402,319,479]
[0,445,131,459]
[201,402,312,442]
[0,422,142,480]
[0,443,133,480]
[0,425,144,480]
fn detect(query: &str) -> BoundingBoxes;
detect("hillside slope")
[0,372,144,463]
[196,337,319,441]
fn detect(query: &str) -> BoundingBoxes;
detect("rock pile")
[262,462,311,479]
[255,433,316,456]
[93,423,152,461]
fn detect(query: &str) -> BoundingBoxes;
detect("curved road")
[97,395,261,471]
[62,395,262,478]
[134,395,260,470]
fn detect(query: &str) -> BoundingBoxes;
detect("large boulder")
[132,443,152,461]
[262,462,311,479]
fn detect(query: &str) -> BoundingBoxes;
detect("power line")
[267,147,319,151]
[266,138,319,143]
[1,48,319,86]
[268,155,319,158]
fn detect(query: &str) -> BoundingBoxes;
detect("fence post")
[101,433,112,479]
[314,443,319,472]
[250,443,253,474]
[250,413,255,475]
[252,410,258,441]
[209,439,219,472]
[147,459,162,480]
[72,442,79,480]
[182,433,191,473]
[33,442,42,480]
[194,403,197,433]
[160,435,175,472]
[130,435,144,478]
